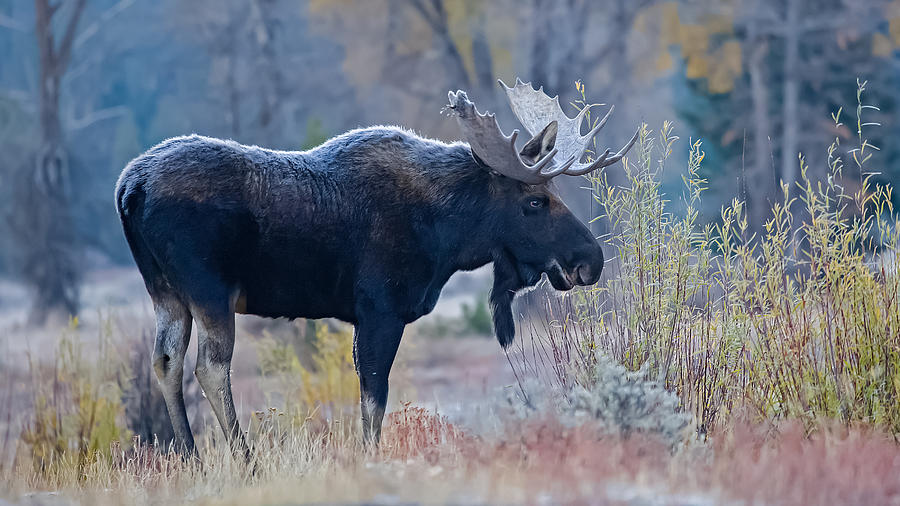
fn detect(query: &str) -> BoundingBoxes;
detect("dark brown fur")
[116,126,604,452]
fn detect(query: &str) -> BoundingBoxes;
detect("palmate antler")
[445,79,638,185]
[447,90,577,184]
[500,78,639,177]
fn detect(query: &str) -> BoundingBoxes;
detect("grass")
[1,80,899,504]
[255,320,359,423]
[6,398,900,504]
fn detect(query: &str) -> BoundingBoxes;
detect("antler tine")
[539,155,578,178]
[564,149,611,176]
[583,105,614,142]
[530,147,559,173]
[607,128,640,162]
[447,89,561,185]
[564,127,639,176]
[573,102,604,129]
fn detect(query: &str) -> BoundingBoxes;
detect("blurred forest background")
[1,0,899,322]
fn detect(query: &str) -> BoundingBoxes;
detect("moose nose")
[571,245,604,286]
[575,263,599,285]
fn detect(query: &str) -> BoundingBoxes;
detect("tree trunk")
[597,0,632,194]
[252,0,282,139]
[19,0,87,323]
[529,0,552,94]
[747,36,773,233]
[470,15,494,96]
[781,0,800,196]
[225,46,241,137]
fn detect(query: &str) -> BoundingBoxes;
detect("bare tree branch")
[73,0,135,51]
[66,105,128,130]
[55,0,88,70]
[408,0,439,29]
[34,0,56,66]
[404,0,471,88]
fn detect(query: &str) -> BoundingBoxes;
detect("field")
[3,89,900,505]
[3,289,900,506]
[2,288,900,505]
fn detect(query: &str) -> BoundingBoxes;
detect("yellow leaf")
[704,14,733,35]
[891,17,900,46]
[686,55,709,79]
[873,32,893,57]
[660,2,681,46]
[679,24,709,58]
[719,40,742,74]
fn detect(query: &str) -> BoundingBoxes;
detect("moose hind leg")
[151,295,195,454]
[192,302,249,460]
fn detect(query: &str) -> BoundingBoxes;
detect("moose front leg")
[352,315,404,445]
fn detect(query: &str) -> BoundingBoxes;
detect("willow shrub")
[528,80,900,434]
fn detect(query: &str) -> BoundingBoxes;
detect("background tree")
[668,0,897,229]
[9,0,88,322]
[1,0,900,321]
[177,0,351,148]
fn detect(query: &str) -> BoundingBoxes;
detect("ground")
[2,268,900,505]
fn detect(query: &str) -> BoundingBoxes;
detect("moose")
[115,79,637,456]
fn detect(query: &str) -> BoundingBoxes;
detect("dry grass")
[5,400,900,504]
[255,321,359,423]
[3,309,899,504]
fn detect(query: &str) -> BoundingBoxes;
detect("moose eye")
[522,195,549,214]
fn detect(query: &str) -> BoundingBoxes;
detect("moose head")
[446,79,639,347]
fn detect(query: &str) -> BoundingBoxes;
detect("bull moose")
[115,79,637,456]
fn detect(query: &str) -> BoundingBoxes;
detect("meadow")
[2,81,900,505]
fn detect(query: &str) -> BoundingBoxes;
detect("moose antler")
[447,90,577,185]
[500,78,639,176]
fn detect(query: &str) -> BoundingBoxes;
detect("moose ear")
[519,120,558,165]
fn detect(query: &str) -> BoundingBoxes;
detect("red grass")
[706,423,900,504]
[380,403,473,463]
[379,406,900,504]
